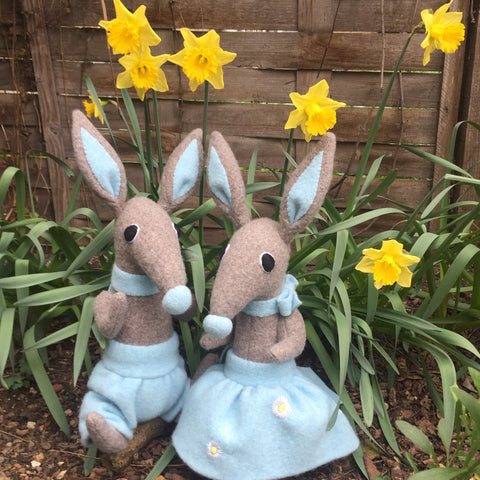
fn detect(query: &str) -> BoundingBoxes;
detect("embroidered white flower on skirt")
[272,396,292,418]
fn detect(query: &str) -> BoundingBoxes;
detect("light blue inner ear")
[172,139,200,200]
[286,151,323,224]
[81,128,121,198]
[208,146,232,207]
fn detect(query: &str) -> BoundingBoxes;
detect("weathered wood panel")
[57,0,446,33]
[0,0,473,236]
[54,62,442,109]
[49,29,444,72]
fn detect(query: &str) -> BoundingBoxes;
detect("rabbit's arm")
[270,310,306,362]
[200,332,232,351]
[93,291,128,339]
[172,293,197,322]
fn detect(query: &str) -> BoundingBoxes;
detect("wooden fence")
[1,0,479,239]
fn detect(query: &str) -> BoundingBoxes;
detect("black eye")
[124,224,139,243]
[172,222,181,237]
[217,243,230,262]
[260,252,275,273]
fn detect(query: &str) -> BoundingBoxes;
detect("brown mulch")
[0,336,446,480]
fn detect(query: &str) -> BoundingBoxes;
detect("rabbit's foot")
[86,412,129,453]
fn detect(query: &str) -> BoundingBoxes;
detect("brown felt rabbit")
[72,110,202,453]
[172,131,359,480]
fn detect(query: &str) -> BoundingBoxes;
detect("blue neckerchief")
[110,263,160,296]
[242,274,301,317]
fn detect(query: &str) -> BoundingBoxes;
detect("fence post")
[21,0,69,222]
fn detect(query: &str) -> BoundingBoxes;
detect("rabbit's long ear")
[278,132,336,243]
[71,110,127,215]
[159,128,203,214]
[206,131,250,229]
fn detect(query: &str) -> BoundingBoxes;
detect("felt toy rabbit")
[172,131,359,480]
[72,110,202,453]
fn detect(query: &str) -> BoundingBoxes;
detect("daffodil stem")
[199,81,210,248]
[279,128,295,199]
[152,90,164,179]
[345,31,415,217]
[143,97,157,200]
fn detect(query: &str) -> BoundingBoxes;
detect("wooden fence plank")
[56,0,446,34]
[50,29,443,72]
[21,0,69,221]
[53,61,442,109]
[58,0,298,31]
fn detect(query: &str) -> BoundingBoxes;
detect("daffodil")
[83,96,108,124]
[116,47,169,101]
[285,80,345,142]
[355,239,420,290]
[420,1,465,66]
[99,0,160,55]
[169,28,236,92]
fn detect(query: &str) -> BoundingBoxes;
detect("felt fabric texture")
[159,128,203,214]
[172,349,360,480]
[203,314,234,339]
[79,333,188,447]
[207,132,250,229]
[72,111,201,452]
[72,110,127,215]
[242,274,301,317]
[286,151,323,224]
[278,132,336,243]
[80,128,122,199]
[172,138,200,201]
[110,263,160,296]
[162,285,193,316]
[208,145,234,208]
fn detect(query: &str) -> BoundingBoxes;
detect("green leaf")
[0,271,66,288]
[409,467,466,480]
[0,308,15,379]
[187,243,205,313]
[420,244,480,319]
[144,443,176,480]
[396,420,435,456]
[401,145,472,178]
[65,221,114,277]
[74,296,95,386]
[16,284,106,307]
[24,323,79,351]
[24,326,71,437]
[359,369,374,426]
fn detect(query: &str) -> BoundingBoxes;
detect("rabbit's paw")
[94,291,128,338]
[200,333,231,351]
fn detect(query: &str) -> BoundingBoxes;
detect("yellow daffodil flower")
[99,0,160,55]
[117,47,170,101]
[420,1,465,66]
[83,96,108,124]
[285,80,345,142]
[355,239,420,290]
[169,28,236,92]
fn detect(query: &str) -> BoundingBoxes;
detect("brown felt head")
[71,109,203,294]
[205,131,335,359]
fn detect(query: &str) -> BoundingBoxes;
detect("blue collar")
[242,274,301,317]
[110,263,160,296]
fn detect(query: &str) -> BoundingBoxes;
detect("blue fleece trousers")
[79,333,188,447]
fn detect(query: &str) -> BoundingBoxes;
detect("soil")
[0,335,448,480]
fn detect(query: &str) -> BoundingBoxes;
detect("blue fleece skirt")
[79,333,188,447]
[172,349,359,480]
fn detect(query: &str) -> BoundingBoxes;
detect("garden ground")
[0,331,457,480]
